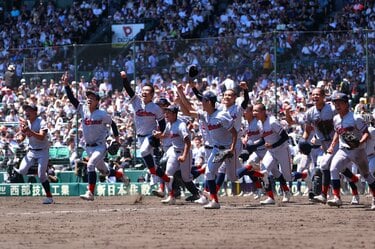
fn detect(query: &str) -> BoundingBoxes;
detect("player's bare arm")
[359,129,370,145]
[302,123,314,140]
[284,104,296,126]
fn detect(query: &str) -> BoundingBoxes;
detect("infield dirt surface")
[0,194,374,249]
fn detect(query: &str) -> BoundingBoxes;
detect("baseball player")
[153,105,201,204]
[120,71,172,187]
[236,104,268,200]
[175,83,212,205]
[253,102,292,205]
[181,90,237,209]
[62,73,120,201]
[186,80,248,195]
[215,82,249,196]
[14,104,54,204]
[327,92,375,209]
[151,98,172,198]
[286,87,360,204]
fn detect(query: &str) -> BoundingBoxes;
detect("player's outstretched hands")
[120,71,127,79]
[61,72,69,86]
[19,117,32,136]
[239,81,248,90]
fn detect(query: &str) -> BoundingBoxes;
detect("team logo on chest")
[84,118,102,125]
[136,109,156,117]
[336,126,354,135]
[207,123,222,130]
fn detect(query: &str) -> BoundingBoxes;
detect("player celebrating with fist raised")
[62,73,120,201]
[120,71,172,188]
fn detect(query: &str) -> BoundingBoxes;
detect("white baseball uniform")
[260,115,292,181]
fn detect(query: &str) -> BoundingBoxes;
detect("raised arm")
[62,73,79,108]
[175,84,198,119]
[239,81,249,109]
[120,71,135,98]
[188,80,203,101]
[111,120,120,143]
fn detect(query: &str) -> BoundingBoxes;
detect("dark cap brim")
[23,105,37,112]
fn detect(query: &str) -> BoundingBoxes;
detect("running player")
[15,104,54,204]
[253,102,292,205]
[62,73,120,201]
[215,81,249,196]
[153,105,201,204]
[327,92,375,209]
[285,87,360,204]
[236,104,268,200]
[181,90,237,209]
[120,71,172,187]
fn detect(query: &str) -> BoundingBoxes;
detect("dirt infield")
[0,194,374,249]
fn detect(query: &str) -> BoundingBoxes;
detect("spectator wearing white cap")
[4,65,18,90]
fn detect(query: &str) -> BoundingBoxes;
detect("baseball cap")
[186,64,199,78]
[202,91,217,103]
[156,98,170,107]
[331,92,348,103]
[23,104,38,112]
[86,90,100,100]
[7,65,15,71]
[164,105,179,113]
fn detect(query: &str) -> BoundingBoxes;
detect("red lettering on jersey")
[262,130,273,137]
[136,110,156,117]
[84,118,103,125]
[247,130,260,136]
[207,123,222,130]
[336,126,354,135]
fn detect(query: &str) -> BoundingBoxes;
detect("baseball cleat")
[185,195,200,202]
[194,195,209,205]
[327,196,342,207]
[282,191,291,203]
[350,195,360,205]
[371,198,375,210]
[203,200,220,209]
[253,190,263,200]
[80,191,94,201]
[42,197,54,204]
[312,194,327,204]
[260,197,275,205]
[161,196,176,205]
[152,189,165,198]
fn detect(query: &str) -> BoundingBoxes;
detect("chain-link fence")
[13,30,373,96]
